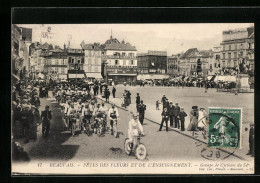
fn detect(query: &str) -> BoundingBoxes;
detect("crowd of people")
[51,81,120,137]
[12,79,42,143]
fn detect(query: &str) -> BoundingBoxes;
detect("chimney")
[64,43,66,51]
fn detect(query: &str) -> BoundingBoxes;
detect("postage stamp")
[208,108,242,148]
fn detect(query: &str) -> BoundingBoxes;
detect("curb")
[97,95,246,161]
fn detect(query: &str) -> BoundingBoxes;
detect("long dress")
[187,110,199,131]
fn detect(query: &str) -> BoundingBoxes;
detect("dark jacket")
[112,87,116,93]
[174,106,180,116]
[168,105,175,116]
[41,110,52,123]
[136,96,140,104]
[179,111,187,121]
[161,110,169,119]
[138,104,146,113]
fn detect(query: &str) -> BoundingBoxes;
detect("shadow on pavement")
[28,102,80,161]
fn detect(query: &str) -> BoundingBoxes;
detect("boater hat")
[192,106,198,110]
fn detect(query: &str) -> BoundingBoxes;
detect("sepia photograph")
[11,22,255,174]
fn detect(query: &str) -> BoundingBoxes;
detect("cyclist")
[82,103,92,132]
[126,112,144,148]
[108,104,119,135]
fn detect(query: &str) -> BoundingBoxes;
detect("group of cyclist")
[52,82,144,143]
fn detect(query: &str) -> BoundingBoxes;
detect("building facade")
[43,49,68,79]
[220,26,254,72]
[67,48,85,79]
[179,48,212,78]
[81,42,103,80]
[137,50,168,79]
[167,54,181,76]
[103,36,138,82]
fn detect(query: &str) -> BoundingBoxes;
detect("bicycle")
[69,113,81,137]
[96,116,107,137]
[124,132,147,160]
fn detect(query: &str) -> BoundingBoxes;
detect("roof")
[104,42,137,51]
[181,48,198,59]
[40,42,50,50]
[105,43,136,51]
[199,50,213,58]
[81,43,101,50]
[105,38,120,44]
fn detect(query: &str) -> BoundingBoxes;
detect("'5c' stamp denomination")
[208,108,242,148]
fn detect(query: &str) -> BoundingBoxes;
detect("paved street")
[17,86,254,162]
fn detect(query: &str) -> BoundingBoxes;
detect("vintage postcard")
[11,22,254,174]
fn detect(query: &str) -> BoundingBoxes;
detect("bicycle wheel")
[124,138,132,155]
[135,143,147,160]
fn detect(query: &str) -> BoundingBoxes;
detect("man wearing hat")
[20,104,33,143]
[112,87,116,98]
[247,123,254,156]
[179,108,187,131]
[174,103,180,128]
[41,105,52,138]
[136,93,140,111]
[161,95,166,107]
[163,98,170,110]
[30,105,41,141]
[168,102,175,128]
[137,100,146,125]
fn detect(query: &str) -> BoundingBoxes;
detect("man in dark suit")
[136,93,140,111]
[137,100,146,125]
[174,103,180,129]
[158,107,169,132]
[168,102,175,128]
[41,105,52,138]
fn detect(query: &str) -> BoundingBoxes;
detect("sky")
[17,23,253,55]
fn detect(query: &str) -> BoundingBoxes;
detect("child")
[179,107,187,131]
[156,100,160,110]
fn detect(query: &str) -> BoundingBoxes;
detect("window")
[88,58,92,65]
[122,52,126,57]
[234,60,237,68]
[78,59,81,64]
[222,53,225,59]
[210,64,212,70]
[229,45,231,50]
[123,60,126,65]
[240,52,243,57]
[234,52,237,59]
[129,53,134,57]
[88,50,92,56]
[235,44,237,50]
[55,67,58,73]
[115,60,119,65]
[228,53,231,60]
[71,58,74,64]
[222,61,225,67]
[223,45,225,51]
[130,60,134,65]
[61,67,65,74]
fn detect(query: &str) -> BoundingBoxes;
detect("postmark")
[208,108,242,148]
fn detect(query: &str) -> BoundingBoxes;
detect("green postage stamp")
[208,108,242,148]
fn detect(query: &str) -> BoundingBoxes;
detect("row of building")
[12,25,254,83]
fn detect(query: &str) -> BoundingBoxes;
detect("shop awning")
[86,73,103,79]
[68,74,85,79]
[207,76,213,80]
[214,75,236,82]
[137,74,169,80]
[109,73,137,76]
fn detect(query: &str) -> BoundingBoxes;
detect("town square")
[11,23,254,174]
